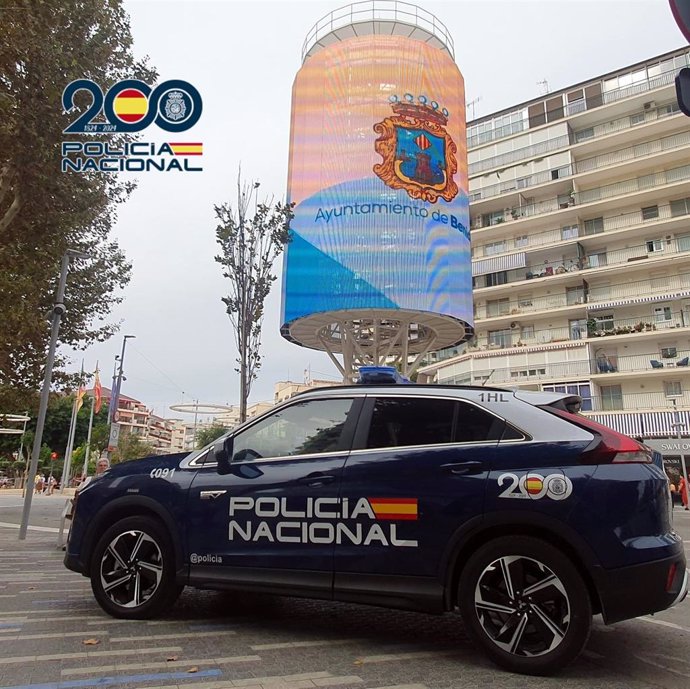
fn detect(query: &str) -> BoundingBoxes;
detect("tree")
[110,432,155,463]
[0,0,157,411]
[196,423,228,449]
[214,174,293,422]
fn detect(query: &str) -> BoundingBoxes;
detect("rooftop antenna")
[466,96,482,120]
[537,79,550,95]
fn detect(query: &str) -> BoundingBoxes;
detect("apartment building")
[418,47,690,474]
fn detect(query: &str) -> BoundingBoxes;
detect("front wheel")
[90,516,182,619]
[458,536,592,675]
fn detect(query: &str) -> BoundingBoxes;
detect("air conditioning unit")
[510,321,521,330]
[643,101,656,111]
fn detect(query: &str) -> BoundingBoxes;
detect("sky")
[65,0,688,420]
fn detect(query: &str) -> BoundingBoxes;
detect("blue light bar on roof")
[357,366,411,385]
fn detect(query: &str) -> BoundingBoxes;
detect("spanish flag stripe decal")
[169,143,203,156]
[369,498,418,520]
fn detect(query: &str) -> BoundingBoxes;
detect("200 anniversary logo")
[61,78,203,173]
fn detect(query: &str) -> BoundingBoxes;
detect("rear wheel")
[90,516,182,619]
[458,536,591,675]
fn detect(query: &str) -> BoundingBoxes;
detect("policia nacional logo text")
[229,496,419,547]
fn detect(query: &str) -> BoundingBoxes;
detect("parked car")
[64,368,687,675]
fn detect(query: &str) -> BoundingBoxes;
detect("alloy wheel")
[99,529,163,609]
[474,555,570,657]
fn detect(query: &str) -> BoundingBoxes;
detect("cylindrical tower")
[281,1,472,381]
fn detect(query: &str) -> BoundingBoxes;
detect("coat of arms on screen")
[373,94,458,203]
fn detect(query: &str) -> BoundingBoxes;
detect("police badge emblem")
[163,90,187,122]
[373,94,458,203]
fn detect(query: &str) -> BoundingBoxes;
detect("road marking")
[0,522,60,533]
[137,676,363,689]
[250,639,359,650]
[353,649,458,664]
[638,616,690,633]
[0,669,222,689]
[62,656,260,676]
[0,630,109,641]
[0,646,183,664]
[369,685,429,689]
[110,631,236,642]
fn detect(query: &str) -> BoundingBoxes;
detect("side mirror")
[214,436,234,475]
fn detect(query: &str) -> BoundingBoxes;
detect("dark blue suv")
[65,377,687,675]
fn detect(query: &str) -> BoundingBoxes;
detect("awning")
[586,290,690,312]
[472,252,526,277]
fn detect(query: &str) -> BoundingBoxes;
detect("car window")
[231,398,354,461]
[366,397,502,449]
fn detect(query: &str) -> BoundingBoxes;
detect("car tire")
[458,535,592,675]
[90,515,182,619]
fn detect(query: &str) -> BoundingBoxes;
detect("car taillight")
[547,408,653,464]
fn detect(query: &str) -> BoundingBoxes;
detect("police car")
[65,367,687,675]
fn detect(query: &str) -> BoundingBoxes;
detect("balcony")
[467,65,684,150]
[470,162,690,231]
[472,200,690,260]
[438,348,690,389]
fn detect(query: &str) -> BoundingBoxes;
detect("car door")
[187,395,362,595]
[334,393,503,603]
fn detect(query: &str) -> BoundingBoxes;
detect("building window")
[630,112,646,126]
[518,293,533,308]
[654,305,672,323]
[515,234,528,248]
[646,239,664,253]
[575,127,594,143]
[594,314,614,331]
[570,318,587,339]
[600,385,623,411]
[566,286,585,305]
[543,382,592,411]
[642,205,659,220]
[661,347,678,359]
[486,271,508,287]
[584,217,604,235]
[664,381,683,398]
[670,197,690,217]
[487,298,510,317]
[488,329,512,348]
[485,240,507,256]
[561,225,579,240]
[520,325,535,341]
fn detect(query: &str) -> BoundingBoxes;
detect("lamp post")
[107,335,135,459]
[670,398,690,510]
[19,249,90,540]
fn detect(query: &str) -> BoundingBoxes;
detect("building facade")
[418,48,690,476]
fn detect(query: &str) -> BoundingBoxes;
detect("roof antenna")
[537,79,550,95]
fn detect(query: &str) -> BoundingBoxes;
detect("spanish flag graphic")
[525,476,544,495]
[368,498,418,521]
[169,142,203,156]
[112,88,148,123]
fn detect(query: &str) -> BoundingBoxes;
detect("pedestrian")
[680,475,689,511]
[35,473,45,495]
[95,458,110,477]
[47,476,57,496]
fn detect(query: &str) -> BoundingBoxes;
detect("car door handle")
[298,472,337,487]
[441,461,485,476]
[199,490,227,500]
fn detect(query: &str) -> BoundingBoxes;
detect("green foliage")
[214,173,294,421]
[0,0,157,411]
[196,423,229,449]
[110,432,156,463]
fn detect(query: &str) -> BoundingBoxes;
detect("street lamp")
[19,249,91,540]
[107,335,135,459]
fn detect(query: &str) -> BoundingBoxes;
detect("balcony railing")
[467,64,684,149]
[471,162,690,230]
[475,272,690,316]
[438,349,690,389]
[470,128,690,202]
[469,135,570,176]
[473,201,690,261]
